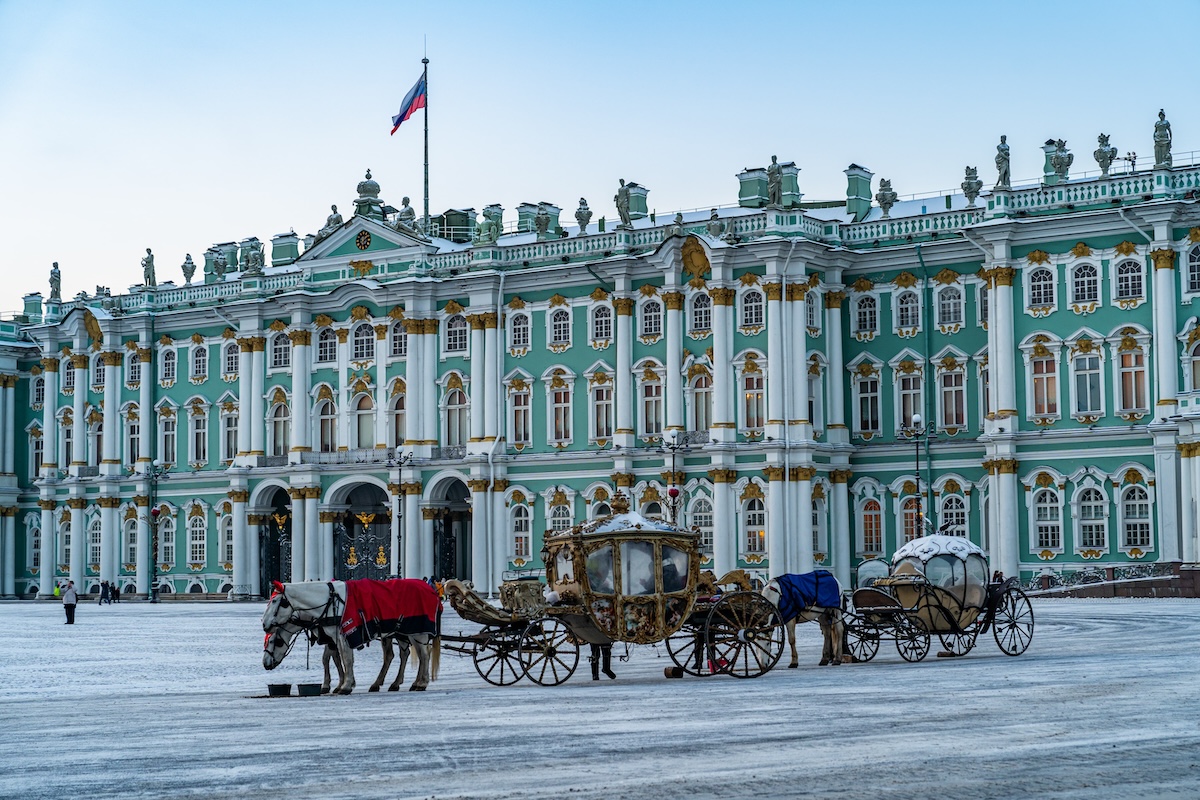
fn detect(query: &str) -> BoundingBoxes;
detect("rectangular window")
[858,378,880,433]
[806,292,819,330]
[162,419,176,466]
[1074,355,1102,414]
[223,414,238,461]
[32,436,44,474]
[940,372,965,428]
[223,346,239,376]
[316,333,337,363]
[191,414,207,463]
[1036,497,1061,550]
[552,388,571,442]
[744,506,766,553]
[642,382,663,435]
[861,503,882,554]
[899,374,921,428]
[127,421,140,465]
[391,326,407,357]
[126,526,137,565]
[511,392,530,446]
[129,357,142,385]
[980,366,991,418]
[1119,351,1147,412]
[743,374,764,429]
[1032,357,1057,415]
[592,385,612,439]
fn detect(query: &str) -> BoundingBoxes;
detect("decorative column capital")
[994,458,1020,474]
[482,312,499,329]
[614,298,636,316]
[993,266,1016,287]
[37,499,57,511]
[227,489,249,503]
[98,497,121,509]
[401,481,424,495]
[708,468,738,484]
[790,466,817,481]
[611,472,636,488]
[762,282,783,302]
[318,511,340,523]
[762,466,786,482]
[288,330,312,346]
[136,347,152,363]
[247,514,266,525]
[0,506,17,517]
[420,507,439,520]
[402,318,424,335]
[287,488,305,500]
[660,470,686,485]
[374,324,390,340]
[830,469,854,484]
[467,314,487,331]
[492,478,510,493]
[66,498,88,510]
[785,284,808,302]
[1151,248,1177,270]
[422,319,440,335]
[100,351,124,367]
[387,482,403,496]
[825,290,846,309]
[662,291,685,310]
[710,287,736,306]
[302,487,321,500]
[41,357,61,372]
[69,354,89,370]
[467,478,491,492]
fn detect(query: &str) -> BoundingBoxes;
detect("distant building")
[1,141,1199,600]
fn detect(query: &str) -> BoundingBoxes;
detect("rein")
[270,582,342,631]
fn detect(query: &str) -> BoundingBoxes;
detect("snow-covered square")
[3,598,1198,799]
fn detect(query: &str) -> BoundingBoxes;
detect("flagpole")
[422,56,429,235]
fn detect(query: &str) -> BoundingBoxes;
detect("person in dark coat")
[111,583,121,603]
[589,642,616,681]
[99,581,111,605]
[62,580,78,624]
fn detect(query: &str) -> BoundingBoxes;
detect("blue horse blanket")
[775,570,841,623]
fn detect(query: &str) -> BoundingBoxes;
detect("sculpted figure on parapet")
[575,198,592,236]
[141,248,156,287]
[396,196,418,233]
[766,155,782,206]
[995,135,1011,189]
[615,179,632,228]
[315,205,343,242]
[1154,109,1172,168]
[49,262,61,301]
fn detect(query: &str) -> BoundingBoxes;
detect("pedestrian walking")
[99,580,111,605]
[111,583,121,603]
[62,580,78,624]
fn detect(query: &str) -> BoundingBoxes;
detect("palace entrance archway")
[259,488,292,591]
[431,478,472,582]
[334,484,392,581]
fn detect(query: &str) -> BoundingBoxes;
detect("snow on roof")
[892,534,985,564]
[566,511,690,538]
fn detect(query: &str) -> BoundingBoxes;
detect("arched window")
[691,293,712,333]
[29,521,41,570]
[551,385,571,443]
[223,342,239,376]
[222,410,238,462]
[897,292,921,328]
[390,323,407,357]
[188,515,206,564]
[1029,268,1055,307]
[1032,354,1057,416]
[550,505,572,532]
[316,329,337,363]
[937,287,962,326]
[1072,264,1098,303]
[1189,246,1200,294]
[446,315,468,352]
[743,371,764,429]
[88,421,102,467]
[1034,489,1060,550]
[31,430,43,474]
[159,515,176,564]
[641,300,662,337]
[221,515,234,564]
[512,505,531,559]
[861,499,882,554]
[122,412,138,459]
[511,385,530,446]
[270,403,290,457]
[1122,486,1151,548]
[743,498,766,554]
[855,296,877,333]
[32,376,44,407]
[127,352,142,385]
[1079,488,1107,548]
[691,374,712,432]
[1073,352,1102,415]
[270,334,291,369]
[390,393,406,447]
[979,284,990,325]
[316,399,336,452]
[92,356,105,388]
[161,350,176,383]
[125,518,138,565]
[592,306,612,341]
[354,394,374,449]
[551,309,571,346]
[902,496,921,543]
[511,314,530,349]
[191,346,208,380]
[643,502,662,519]
[89,517,102,567]
[690,498,713,553]
[941,495,966,537]
[806,290,820,330]
[352,324,375,361]
[592,502,612,519]
[445,388,468,446]
[1115,260,1143,300]
[742,290,764,327]
[59,522,70,566]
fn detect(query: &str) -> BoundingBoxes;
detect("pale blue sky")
[1,0,1197,311]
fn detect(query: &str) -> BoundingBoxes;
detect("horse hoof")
[408,685,426,692]
[368,686,380,693]
[788,663,799,669]
[320,688,331,695]
[388,686,401,692]
[818,659,830,666]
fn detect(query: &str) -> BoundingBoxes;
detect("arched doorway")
[260,488,291,590]
[334,484,392,581]
[432,478,472,582]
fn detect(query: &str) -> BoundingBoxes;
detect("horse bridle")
[268,582,342,630]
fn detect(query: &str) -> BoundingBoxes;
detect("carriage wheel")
[895,618,931,662]
[844,616,881,663]
[938,628,978,657]
[705,592,784,678]
[473,628,526,686]
[518,618,580,686]
[992,588,1035,656]
[666,622,715,676]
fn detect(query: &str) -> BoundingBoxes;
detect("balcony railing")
[298,448,396,466]
[256,455,288,468]
[430,445,466,460]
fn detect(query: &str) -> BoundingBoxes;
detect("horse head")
[261,583,292,633]
[760,578,782,608]
[262,623,301,671]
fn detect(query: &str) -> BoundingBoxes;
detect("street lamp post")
[147,458,168,603]
[910,413,924,537]
[662,429,687,525]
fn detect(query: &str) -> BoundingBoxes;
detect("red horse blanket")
[340,579,441,649]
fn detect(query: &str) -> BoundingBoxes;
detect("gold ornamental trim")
[831,469,853,484]
[1151,248,1176,270]
[350,305,371,321]
[708,468,737,484]
[710,287,736,306]
[1026,250,1050,265]
[1071,242,1092,258]
[1115,241,1138,256]
[762,466,785,482]
[893,271,918,289]
[934,268,960,285]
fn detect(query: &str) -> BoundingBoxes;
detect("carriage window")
[964,555,988,607]
[924,555,964,596]
[894,557,924,575]
[586,545,614,594]
[661,545,688,593]
[620,541,656,596]
[554,549,573,584]
[856,558,890,588]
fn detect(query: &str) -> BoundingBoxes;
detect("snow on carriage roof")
[565,511,692,537]
[892,534,986,564]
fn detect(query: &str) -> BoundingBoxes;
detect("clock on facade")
[355,231,372,250]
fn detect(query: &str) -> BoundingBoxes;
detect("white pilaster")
[304,491,319,580]
[39,504,55,596]
[1182,449,1196,563]
[231,492,248,597]
[992,270,1018,418]
[766,470,786,574]
[423,323,438,445]
[997,468,1020,579]
[101,355,119,472]
[830,472,851,588]
[1,511,15,597]
[664,292,684,432]
[470,479,488,587]
[404,484,420,579]
[40,360,60,478]
[1151,248,1178,409]
[469,316,486,444]
[289,488,306,582]
[2,376,15,474]
[711,474,735,577]
[765,284,785,439]
[483,316,499,442]
[249,341,266,456]
[99,500,116,583]
[137,347,153,470]
[615,299,634,444]
[796,471,814,569]
[490,485,506,595]
[389,488,401,577]
[825,291,846,431]
[70,357,86,470]
[711,290,735,442]
[291,333,311,458]
[421,509,435,579]
[68,499,83,587]
[374,327,388,448]
[404,322,423,448]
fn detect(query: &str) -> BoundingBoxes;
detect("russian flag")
[390,74,427,135]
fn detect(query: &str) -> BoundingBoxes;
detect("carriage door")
[335,484,391,581]
[259,488,292,591]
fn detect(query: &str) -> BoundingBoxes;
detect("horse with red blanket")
[262,579,441,694]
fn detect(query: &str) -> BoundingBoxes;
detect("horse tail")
[431,634,441,682]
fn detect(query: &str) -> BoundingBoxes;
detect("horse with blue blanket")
[761,570,844,667]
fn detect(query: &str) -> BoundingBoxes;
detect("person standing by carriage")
[62,580,78,624]
[589,642,616,681]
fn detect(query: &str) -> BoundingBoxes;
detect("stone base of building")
[1028,563,1200,599]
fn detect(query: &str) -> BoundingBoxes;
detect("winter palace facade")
[3,127,1200,600]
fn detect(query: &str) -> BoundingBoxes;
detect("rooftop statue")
[474,213,498,245]
[705,209,725,238]
[534,203,551,239]
[1094,133,1118,177]
[181,254,196,285]
[875,179,898,219]
[961,166,983,207]
[141,248,156,287]
[575,198,592,236]
[395,196,418,234]
[212,252,228,279]
[669,213,685,237]
[315,204,343,241]
[1050,139,1073,179]
[49,262,61,301]
[995,135,1011,189]
[615,179,632,229]
[1154,109,1172,168]
[243,241,265,276]
[766,155,782,207]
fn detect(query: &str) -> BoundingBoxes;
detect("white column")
[825,291,846,429]
[249,340,265,456]
[135,496,149,596]
[2,375,15,474]
[796,469,814,569]
[766,469,786,575]
[470,479,488,586]
[993,270,1018,417]
[1182,448,1196,564]
[1152,432,1181,562]
[236,339,253,458]
[319,512,335,581]
[389,487,401,577]
[711,289,735,442]
[39,502,55,596]
[664,291,684,432]
[765,284,785,437]
[421,508,435,579]
[2,509,15,597]
[101,354,120,471]
[789,286,810,431]
[469,316,486,443]
[997,467,1020,580]
[403,486,421,578]
[304,490,319,580]
[40,359,61,478]
[291,333,311,457]
[423,322,438,445]
[830,471,852,588]
[374,326,389,448]
[70,356,86,470]
[490,483,506,595]
[483,314,499,442]
[231,491,248,597]
[404,322,423,446]
[99,499,116,583]
[615,299,634,441]
[67,499,84,587]
[711,473,735,577]
[1151,248,1178,408]
[289,488,306,582]
[136,347,152,469]
[248,516,262,597]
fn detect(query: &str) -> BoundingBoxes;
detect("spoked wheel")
[705,592,784,678]
[844,616,881,663]
[938,628,978,657]
[473,628,526,686]
[992,588,1035,656]
[895,618,931,662]
[666,622,715,676]
[518,617,580,686]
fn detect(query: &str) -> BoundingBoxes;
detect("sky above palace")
[1,0,1198,314]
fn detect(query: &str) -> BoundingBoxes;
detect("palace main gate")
[259,488,292,593]
[334,484,392,581]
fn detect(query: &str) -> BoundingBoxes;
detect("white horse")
[263,618,415,693]
[761,574,845,668]
[261,580,439,694]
